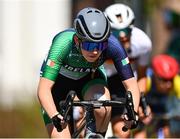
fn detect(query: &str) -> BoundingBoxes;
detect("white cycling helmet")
[104,3,135,29]
[74,7,110,42]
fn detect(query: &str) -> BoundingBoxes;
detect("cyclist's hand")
[138,106,152,125]
[123,111,139,131]
[51,113,67,132]
[139,93,149,117]
[138,105,151,118]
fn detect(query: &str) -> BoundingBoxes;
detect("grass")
[0,100,48,138]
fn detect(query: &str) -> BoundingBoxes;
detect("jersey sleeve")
[41,31,74,81]
[106,34,134,81]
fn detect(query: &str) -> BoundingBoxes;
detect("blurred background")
[0,0,179,137]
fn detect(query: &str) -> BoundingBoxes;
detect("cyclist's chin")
[84,56,99,62]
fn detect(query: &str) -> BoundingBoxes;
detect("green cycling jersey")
[42,29,105,81]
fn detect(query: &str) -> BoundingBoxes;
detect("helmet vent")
[95,10,100,13]
[87,10,92,13]
[116,14,122,23]
[116,14,121,18]
[94,33,101,36]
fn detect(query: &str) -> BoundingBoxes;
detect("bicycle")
[56,90,138,138]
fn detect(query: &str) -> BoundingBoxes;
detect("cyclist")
[141,54,180,138]
[37,7,140,138]
[104,3,152,138]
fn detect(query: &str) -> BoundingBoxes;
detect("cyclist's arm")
[138,77,147,93]
[137,76,151,95]
[122,77,140,112]
[137,77,152,118]
[137,52,151,92]
[38,31,74,118]
[37,77,59,118]
[106,35,140,112]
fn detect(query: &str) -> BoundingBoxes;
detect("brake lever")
[59,90,76,122]
[122,91,138,132]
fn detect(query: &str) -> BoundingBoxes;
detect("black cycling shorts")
[107,74,127,118]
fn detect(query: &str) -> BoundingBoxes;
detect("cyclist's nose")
[92,49,98,54]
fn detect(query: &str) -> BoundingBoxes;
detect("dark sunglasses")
[81,41,108,52]
[112,27,132,39]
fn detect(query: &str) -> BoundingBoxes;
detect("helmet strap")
[73,34,82,52]
[74,34,80,46]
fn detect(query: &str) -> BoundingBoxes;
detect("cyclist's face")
[119,35,131,50]
[81,48,102,62]
[112,28,131,50]
[79,40,107,62]
[155,76,173,93]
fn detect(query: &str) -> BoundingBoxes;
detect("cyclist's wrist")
[50,112,60,119]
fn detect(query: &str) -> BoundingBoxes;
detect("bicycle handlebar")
[58,90,138,132]
[73,99,126,107]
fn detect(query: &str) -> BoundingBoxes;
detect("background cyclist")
[140,54,180,138]
[104,3,152,138]
[37,7,140,138]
